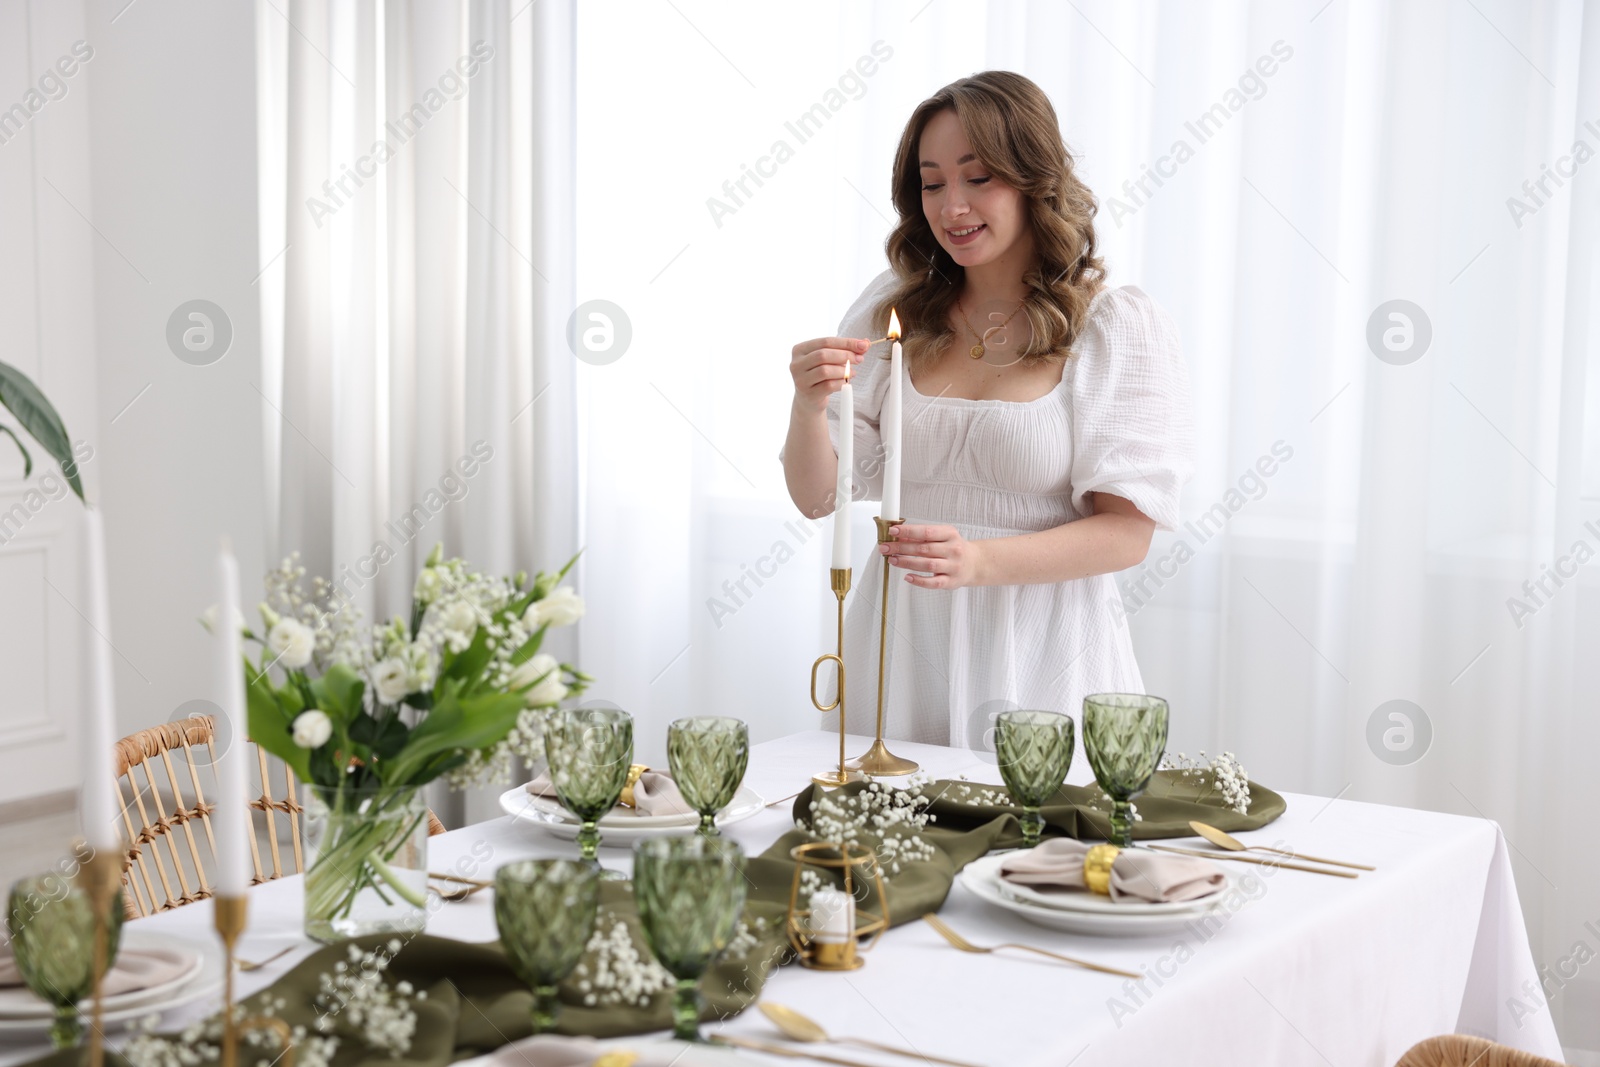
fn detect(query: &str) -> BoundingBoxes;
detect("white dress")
[812,269,1196,748]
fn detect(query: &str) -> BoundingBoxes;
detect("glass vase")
[302,784,430,943]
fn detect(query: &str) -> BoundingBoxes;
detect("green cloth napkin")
[41,770,1281,1067]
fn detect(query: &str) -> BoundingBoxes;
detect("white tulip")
[291,709,332,749]
[510,653,568,707]
[413,567,442,605]
[372,658,412,705]
[267,618,316,669]
[523,586,584,630]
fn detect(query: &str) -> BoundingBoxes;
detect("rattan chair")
[113,715,446,919]
[1395,1035,1565,1066]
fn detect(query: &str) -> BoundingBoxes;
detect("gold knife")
[1146,844,1359,878]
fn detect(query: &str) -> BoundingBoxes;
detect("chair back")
[113,714,445,919]
[1395,1036,1565,1066]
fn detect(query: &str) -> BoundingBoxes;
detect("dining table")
[0,730,1564,1067]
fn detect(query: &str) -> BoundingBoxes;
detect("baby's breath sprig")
[803,774,938,877]
[571,915,675,1008]
[1158,750,1253,815]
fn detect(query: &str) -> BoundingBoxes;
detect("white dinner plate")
[0,939,204,1019]
[498,784,765,846]
[0,932,222,1038]
[958,852,1240,937]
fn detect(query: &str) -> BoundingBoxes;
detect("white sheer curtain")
[256,0,578,824]
[577,2,1600,1055]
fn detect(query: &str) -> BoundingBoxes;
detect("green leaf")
[245,666,311,782]
[441,626,493,687]
[384,683,525,786]
[309,663,366,729]
[0,425,31,478]
[507,623,547,667]
[0,361,84,502]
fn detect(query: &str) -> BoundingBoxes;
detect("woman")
[781,71,1195,748]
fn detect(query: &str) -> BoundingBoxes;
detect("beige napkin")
[524,771,695,817]
[0,944,195,997]
[999,838,1226,904]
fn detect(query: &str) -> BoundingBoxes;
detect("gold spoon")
[1188,821,1375,871]
[236,946,296,972]
[760,1003,983,1067]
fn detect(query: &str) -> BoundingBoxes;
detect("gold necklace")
[956,294,1028,360]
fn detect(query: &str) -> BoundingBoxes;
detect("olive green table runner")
[45,771,1282,1067]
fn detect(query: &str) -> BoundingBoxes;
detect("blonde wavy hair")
[875,71,1106,370]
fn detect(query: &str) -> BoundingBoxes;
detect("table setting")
[0,472,1565,1067]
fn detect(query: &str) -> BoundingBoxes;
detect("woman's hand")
[790,336,868,415]
[881,524,988,589]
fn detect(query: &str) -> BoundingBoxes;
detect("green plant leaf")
[442,626,493,686]
[309,663,366,729]
[0,361,84,502]
[246,666,311,782]
[0,425,31,478]
[507,622,547,667]
[384,682,524,786]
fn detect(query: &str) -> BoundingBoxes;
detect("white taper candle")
[214,542,251,897]
[881,309,903,521]
[830,373,854,569]
[81,509,120,854]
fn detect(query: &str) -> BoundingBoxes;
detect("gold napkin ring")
[618,764,650,808]
[1083,844,1120,896]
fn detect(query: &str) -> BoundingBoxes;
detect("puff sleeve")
[1068,285,1196,532]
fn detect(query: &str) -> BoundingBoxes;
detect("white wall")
[84,0,265,743]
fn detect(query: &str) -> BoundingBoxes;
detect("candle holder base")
[844,738,920,777]
[810,767,864,788]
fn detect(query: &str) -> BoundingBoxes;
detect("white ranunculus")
[413,567,442,605]
[267,619,316,669]
[200,604,247,635]
[291,709,332,749]
[523,586,584,630]
[439,600,479,638]
[372,658,412,705]
[510,653,568,707]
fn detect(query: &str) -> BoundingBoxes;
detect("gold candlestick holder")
[214,894,296,1067]
[809,567,863,787]
[78,849,121,1067]
[845,517,919,777]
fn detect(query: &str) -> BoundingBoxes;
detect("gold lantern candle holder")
[784,842,889,971]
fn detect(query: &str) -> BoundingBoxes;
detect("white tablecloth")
[2,731,1562,1066]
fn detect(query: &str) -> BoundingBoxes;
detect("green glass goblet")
[543,706,634,861]
[1082,693,1170,847]
[6,873,124,1049]
[993,710,1075,849]
[493,859,600,1034]
[666,717,749,837]
[632,836,746,1042]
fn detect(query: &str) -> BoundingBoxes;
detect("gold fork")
[236,946,296,972]
[921,913,1141,979]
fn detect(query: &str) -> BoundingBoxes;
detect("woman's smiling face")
[918,108,1031,269]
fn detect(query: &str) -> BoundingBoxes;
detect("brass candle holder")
[809,567,863,787]
[845,517,919,777]
[78,849,121,1067]
[784,842,888,970]
[214,894,296,1067]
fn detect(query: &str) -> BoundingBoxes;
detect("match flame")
[888,307,901,340]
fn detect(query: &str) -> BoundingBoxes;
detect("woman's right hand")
[789,336,868,415]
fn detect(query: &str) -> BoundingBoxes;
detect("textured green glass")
[994,710,1075,848]
[1082,693,1170,847]
[6,874,124,1049]
[494,859,600,1034]
[666,717,749,837]
[632,836,746,1042]
[543,707,634,860]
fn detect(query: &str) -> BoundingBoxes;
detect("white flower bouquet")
[226,544,588,939]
